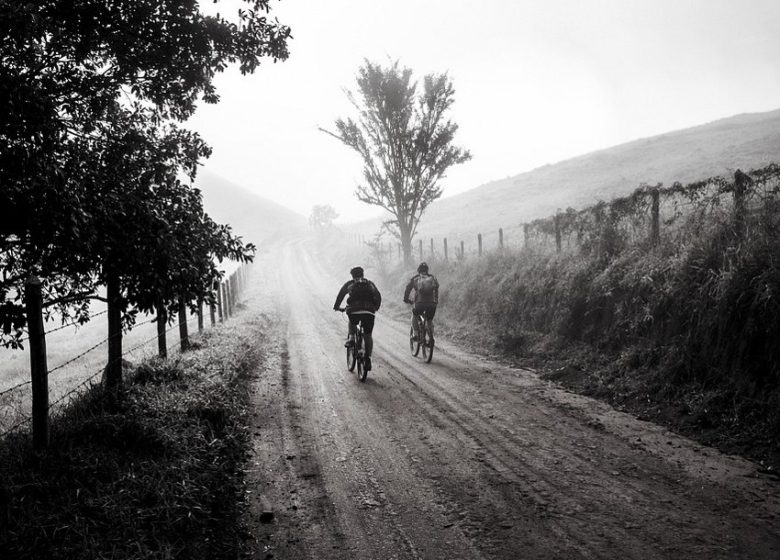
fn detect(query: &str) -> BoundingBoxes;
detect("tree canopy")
[309,204,339,229]
[0,0,289,347]
[322,60,471,264]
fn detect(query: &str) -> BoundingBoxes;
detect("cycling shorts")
[412,302,437,320]
[347,311,375,334]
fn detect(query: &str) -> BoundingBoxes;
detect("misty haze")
[2,2,780,559]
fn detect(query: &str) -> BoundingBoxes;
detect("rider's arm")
[372,283,382,311]
[403,277,415,303]
[333,281,351,310]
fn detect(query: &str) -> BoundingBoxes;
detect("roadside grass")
[0,310,267,559]
[361,210,780,471]
[0,308,201,432]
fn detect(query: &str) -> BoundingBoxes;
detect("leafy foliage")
[0,0,289,346]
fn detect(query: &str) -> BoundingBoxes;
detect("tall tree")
[322,60,471,264]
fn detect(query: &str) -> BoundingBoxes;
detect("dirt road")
[242,239,780,559]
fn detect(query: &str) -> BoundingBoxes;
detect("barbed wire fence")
[0,262,253,444]
[351,165,780,267]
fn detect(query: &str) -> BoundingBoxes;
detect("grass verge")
[0,311,269,559]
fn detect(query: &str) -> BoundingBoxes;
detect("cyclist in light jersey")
[403,262,439,344]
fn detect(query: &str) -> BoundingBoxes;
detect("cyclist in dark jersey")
[333,266,382,371]
[403,262,439,344]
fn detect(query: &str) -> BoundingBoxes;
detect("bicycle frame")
[339,308,368,381]
[409,307,434,363]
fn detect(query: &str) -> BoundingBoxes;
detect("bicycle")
[409,308,434,363]
[339,308,368,382]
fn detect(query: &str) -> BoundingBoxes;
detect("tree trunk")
[399,223,413,266]
[178,298,190,352]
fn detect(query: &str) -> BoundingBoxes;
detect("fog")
[187,0,780,225]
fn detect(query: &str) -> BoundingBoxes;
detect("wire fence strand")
[0,274,247,438]
[0,380,32,400]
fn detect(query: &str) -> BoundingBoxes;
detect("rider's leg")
[364,333,373,357]
[361,315,375,358]
[425,305,437,342]
[345,313,357,346]
[411,305,422,340]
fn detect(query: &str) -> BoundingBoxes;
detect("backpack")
[348,278,374,305]
[417,274,436,298]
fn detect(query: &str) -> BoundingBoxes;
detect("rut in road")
[243,237,780,560]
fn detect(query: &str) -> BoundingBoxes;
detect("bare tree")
[322,60,471,264]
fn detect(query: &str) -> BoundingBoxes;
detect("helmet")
[350,266,364,278]
[417,262,429,274]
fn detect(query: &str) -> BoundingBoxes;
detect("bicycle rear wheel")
[355,332,367,380]
[356,355,367,382]
[421,322,434,363]
[347,344,356,372]
[410,324,421,357]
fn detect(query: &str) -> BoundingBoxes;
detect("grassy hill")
[195,170,307,247]
[389,109,780,245]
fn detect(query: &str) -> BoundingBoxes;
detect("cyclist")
[333,266,382,371]
[403,262,439,345]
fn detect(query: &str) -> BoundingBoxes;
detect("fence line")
[354,166,780,267]
[0,262,253,445]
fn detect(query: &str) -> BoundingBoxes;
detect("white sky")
[187,0,780,223]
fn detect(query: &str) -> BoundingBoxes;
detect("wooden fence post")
[25,276,49,450]
[156,301,167,358]
[178,299,190,352]
[460,240,465,260]
[478,233,483,256]
[523,223,530,249]
[225,281,232,318]
[443,238,448,261]
[106,273,123,391]
[498,228,504,249]
[734,169,749,237]
[419,239,423,262]
[554,213,562,253]
[216,282,224,323]
[650,187,660,247]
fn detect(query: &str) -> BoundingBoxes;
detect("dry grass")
[377,202,780,469]
[0,306,203,433]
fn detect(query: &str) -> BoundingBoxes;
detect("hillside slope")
[195,170,307,246]
[411,109,780,243]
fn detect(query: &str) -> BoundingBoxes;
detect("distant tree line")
[0,1,291,385]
